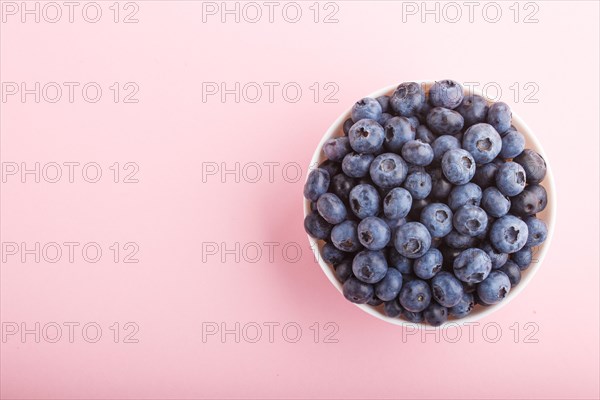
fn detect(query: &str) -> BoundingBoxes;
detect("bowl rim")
[304,80,557,329]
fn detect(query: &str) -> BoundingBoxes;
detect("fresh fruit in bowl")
[303,79,555,328]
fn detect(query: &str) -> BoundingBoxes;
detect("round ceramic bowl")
[304,80,556,328]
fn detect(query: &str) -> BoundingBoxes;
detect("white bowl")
[304,81,556,329]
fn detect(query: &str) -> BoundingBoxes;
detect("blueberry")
[390,82,426,117]
[351,97,382,123]
[447,183,482,211]
[369,153,408,188]
[303,168,330,201]
[453,248,492,284]
[420,203,453,238]
[399,279,431,312]
[423,302,448,327]
[474,291,493,306]
[401,140,434,166]
[304,211,333,240]
[407,116,420,130]
[334,259,353,282]
[330,173,355,205]
[429,80,464,109]
[358,217,392,250]
[524,216,548,247]
[349,184,380,219]
[453,205,488,237]
[343,118,354,135]
[383,298,403,317]
[322,242,347,266]
[500,129,525,159]
[496,161,526,196]
[379,113,393,126]
[431,271,464,307]
[316,193,348,225]
[462,123,502,164]
[472,162,499,189]
[477,270,511,304]
[499,260,521,286]
[388,248,413,274]
[343,276,374,304]
[480,241,508,269]
[383,187,412,220]
[444,230,478,249]
[331,220,363,252]
[414,248,443,279]
[394,222,432,259]
[449,292,475,318]
[352,250,388,284]
[375,268,403,301]
[456,94,489,127]
[399,310,422,323]
[367,296,383,306]
[431,135,461,164]
[514,149,547,184]
[323,136,352,162]
[510,184,547,216]
[342,152,375,178]
[403,171,432,200]
[426,107,465,135]
[318,159,341,178]
[416,124,436,144]
[441,149,476,185]
[429,167,454,199]
[348,119,385,154]
[376,95,390,113]
[383,116,416,152]
[481,187,511,217]
[487,102,512,134]
[511,247,531,269]
[490,215,529,253]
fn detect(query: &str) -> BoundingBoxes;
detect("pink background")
[1,1,599,399]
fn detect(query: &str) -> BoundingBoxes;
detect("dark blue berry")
[304,168,330,201]
[426,107,465,135]
[331,220,363,252]
[429,80,464,109]
[352,250,388,284]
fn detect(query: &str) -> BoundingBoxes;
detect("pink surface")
[1,1,599,399]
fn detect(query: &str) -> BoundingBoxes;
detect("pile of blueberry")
[304,80,549,326]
